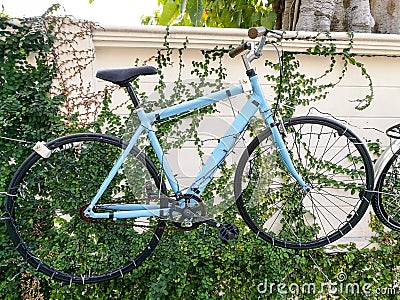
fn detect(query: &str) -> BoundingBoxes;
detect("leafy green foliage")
[143,0,276,28]
[158,0,179,26]
[0,14,66,299]
[187,0,204,26]
[0,16,65,192]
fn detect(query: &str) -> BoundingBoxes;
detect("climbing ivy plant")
[265,32,373,120]
[0,12,65,298]
[0,10,399,300]
[0,14,64,191]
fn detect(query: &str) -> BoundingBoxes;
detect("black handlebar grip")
[229,44,246,58]
[248,26,267,39]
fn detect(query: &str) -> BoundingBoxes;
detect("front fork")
[251,75,309,192]
[268,119,310,192]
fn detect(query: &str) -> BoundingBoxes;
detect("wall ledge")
[93,25,400,56]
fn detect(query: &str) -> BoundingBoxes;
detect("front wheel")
[5,133,166,283]
[234,116,374,249]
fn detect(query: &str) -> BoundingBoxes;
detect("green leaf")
[158,0,178,25]
[187,0,203,26]
[260,11,276,29]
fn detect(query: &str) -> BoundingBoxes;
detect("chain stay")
[78,197,203,231]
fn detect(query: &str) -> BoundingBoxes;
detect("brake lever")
[267,29,283,39]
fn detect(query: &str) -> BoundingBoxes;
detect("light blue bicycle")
[4,27,374,283]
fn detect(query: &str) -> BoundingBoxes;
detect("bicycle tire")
[373,148,400,231]
[234,116,374,249]
[4,133,166,283]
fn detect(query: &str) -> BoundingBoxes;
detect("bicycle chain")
[78,197,205,232]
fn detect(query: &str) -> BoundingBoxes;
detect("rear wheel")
[234,116,374,249]
[5,133,166,283]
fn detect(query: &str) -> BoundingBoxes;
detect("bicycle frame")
[84,74,308,221]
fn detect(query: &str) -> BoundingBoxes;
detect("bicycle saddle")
[96,66,157,86]
[386,123,400,139]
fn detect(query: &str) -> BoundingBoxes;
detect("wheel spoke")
[374,149,400,230]
[235,117,373,249]
[5,133,165,283]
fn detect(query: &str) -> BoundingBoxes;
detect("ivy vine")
[265,31,374,120]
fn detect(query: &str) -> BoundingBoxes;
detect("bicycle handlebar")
[248,26,282,39]
[248,26,267,39]
[228,27,282,59]
[229,43,248,58]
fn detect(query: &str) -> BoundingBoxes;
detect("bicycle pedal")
[218,222,239,244]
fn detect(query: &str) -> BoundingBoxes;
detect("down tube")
[147,85,245,196]
[186,96,261,196]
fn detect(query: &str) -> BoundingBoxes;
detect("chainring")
[171,194,206,230]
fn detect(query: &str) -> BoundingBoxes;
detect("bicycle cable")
[305,106,386,135]
[266,40,284,121]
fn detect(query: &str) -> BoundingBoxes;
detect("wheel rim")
[5,134,165,283]
[235,117,373,249]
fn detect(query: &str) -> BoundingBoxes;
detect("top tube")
[147,84,244,122]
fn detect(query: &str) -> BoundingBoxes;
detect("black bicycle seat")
[386,124,400,139]
[96,66,157,86]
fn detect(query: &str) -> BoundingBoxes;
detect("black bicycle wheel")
[373,147,400,231]
[4,133,166,283]
[234,116,374,249]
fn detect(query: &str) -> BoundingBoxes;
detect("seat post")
[124,83,141,108]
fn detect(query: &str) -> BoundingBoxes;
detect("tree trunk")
[278,0,375,33]
[273,0,285,29]
[331,0,346,31]
[282,0,296,30]
[296,0,339,31]
[370,0,400,33]
[345,0,374,32]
